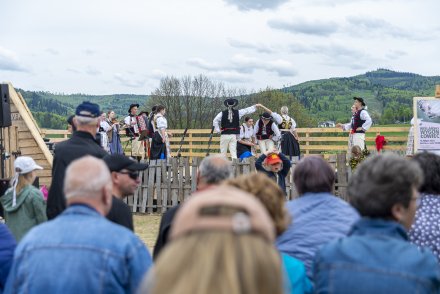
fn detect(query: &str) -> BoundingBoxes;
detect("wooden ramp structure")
[1,83,53,187]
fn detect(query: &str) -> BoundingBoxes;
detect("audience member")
[276,156,359,279]
[226,173,313,294]
[141,186,284,294]
[0,224,15,292]
[314,154,440,293]
[0,157,47,241]
[409,152,440,262]
[153,154,232,259]
[255,150,291,195]
[47,101,108,220]
[5,156,152,294]
[103,154,148,231]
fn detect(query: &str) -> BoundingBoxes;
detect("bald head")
[64,156,112,215]
[197,155,233,189]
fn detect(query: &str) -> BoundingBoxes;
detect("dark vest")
[256,119,274,140]
[351,109,366,133]
[221,109,240,134]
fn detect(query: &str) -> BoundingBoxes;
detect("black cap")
[261,112,272,119]
[353,97,366,106]
[103,154,148,172]
[128,103,140,114]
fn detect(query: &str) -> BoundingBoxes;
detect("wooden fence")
[126,154,349,214]
[42,126,410,157]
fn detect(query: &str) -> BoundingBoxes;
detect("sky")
[0,0,439,95]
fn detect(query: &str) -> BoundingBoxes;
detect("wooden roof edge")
[7,83,53,167]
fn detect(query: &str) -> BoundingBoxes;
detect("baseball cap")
[170,186,276,243]
[265,153,282,165]
[14,156,43,174]
[75,101,100,118]
[103,154,148,172]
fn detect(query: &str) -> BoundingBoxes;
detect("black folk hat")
[261,112,272,120]
[224,98,238,108]
[103,154,148,172]
[353,97,366,107]
[128,103,140,114]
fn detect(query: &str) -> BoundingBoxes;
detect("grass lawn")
[134,214,161,254]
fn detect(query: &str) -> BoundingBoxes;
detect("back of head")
[411,152,440,195]
[198,155,233,185]
[348,154,423,218]
[225,173,289,236]
[293,156,335,195]
[144,186,283,294]
[75,101,100,129]
[64,156,112,203]
[281,106,289,115]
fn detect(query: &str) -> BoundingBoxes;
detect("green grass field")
[134,214,161,254]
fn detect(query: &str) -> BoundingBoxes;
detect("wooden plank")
[191,157,199,193]
[143,161,156,213]
[154,160,162,214]
[178,159,185,202]
[9,127,18,179]
[161,160,169,213]
[336,153,348,201]
[18,138,38,148]
[171,159,179,206]
[183,157,191,201]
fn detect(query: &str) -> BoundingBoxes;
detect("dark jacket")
[314,218,440,293]
[0,224,16,292]
[47,131,108,220]
[255,153,291,194]
[153,205,180,260]
[106,196,134,231]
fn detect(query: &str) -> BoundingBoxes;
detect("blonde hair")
[281,106,289,115]
[225,173,290,236]
[14,172,35,195]
[145,232,283,294]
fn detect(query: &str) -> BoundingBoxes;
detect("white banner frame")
[414,96,440,153]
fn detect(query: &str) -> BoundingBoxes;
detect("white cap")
[14,156,43,174]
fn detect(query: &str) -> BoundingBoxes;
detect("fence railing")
[42,126,410,157]
[126,154,350,214]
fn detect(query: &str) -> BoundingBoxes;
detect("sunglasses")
[118,170,140,180]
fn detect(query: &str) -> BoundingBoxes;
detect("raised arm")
[238,105,257,119]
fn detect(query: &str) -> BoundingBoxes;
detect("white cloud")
[268,18,339,36]
[114,73,146,88]
[228,39,275,54]
[45,48,59,55]
[0,47,27,72]
[222,0,289,11]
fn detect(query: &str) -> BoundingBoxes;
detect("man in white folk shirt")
[213,99,263,159]
[254,107,283,154]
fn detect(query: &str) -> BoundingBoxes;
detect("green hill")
[17,89,149,129]
[282,69,440,124]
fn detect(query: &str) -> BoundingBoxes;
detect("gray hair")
[198,155,233,185]
[348,154,423,218]
[64,156,112,199]
[280,106,289,115]
[75,115,99,127]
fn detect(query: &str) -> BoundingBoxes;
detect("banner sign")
[414,97,440,151]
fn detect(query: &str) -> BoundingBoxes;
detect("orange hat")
[265,153,282,165]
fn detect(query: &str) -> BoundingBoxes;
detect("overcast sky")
[1,0,439,95]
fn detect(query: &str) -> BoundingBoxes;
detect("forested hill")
[16,69,440,129]
[282,69,440,124]
[17,90,149,129]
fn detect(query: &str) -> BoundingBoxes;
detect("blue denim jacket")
[4,204,152,294]
[314,218,440,294]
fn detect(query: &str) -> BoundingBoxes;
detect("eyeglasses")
[118,171,140,180]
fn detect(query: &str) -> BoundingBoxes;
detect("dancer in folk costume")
[99,112,111,153]
[337,104,357,154]
[237,116,257,159]
[337,97,372,153]
[213,99,261,159]
[107,110,123,155]
[124,104,143,159]
[278,106,300,159]
[254,110,282,155]
[150,105,172,160]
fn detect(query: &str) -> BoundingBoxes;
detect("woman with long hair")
[150,105,172,160]
[0,157,47,241]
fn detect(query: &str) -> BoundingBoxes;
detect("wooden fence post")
[336,153,348,201]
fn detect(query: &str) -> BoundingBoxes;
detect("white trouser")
[220,134,237,159]
[352,133,366,149]
[258,139,275,154]
[131,137,143,156]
